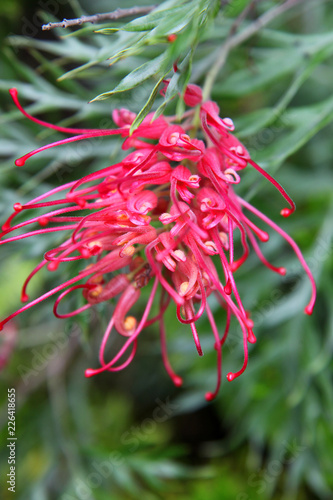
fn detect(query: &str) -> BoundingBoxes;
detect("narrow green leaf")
[152,50,193,121]
[57,32,145,80]
[152,101,168,122]
[223,0,250,17]
[129,74,168,134]
[90,53,169,101]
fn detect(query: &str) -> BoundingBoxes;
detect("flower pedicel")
[0,85,316,400]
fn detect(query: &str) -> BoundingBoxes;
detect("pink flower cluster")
[0,85,316,399]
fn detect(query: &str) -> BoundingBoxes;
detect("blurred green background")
[0,1,332,499]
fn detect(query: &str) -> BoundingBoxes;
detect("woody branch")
[42,5,156,31]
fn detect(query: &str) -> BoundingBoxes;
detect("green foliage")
[0,1,332,500]
[91,53,170,101]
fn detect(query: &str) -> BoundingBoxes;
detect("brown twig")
[42,5,156,31]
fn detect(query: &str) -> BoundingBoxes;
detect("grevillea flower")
[0,85,316,399]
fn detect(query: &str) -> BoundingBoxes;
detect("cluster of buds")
[0,84,316,400]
